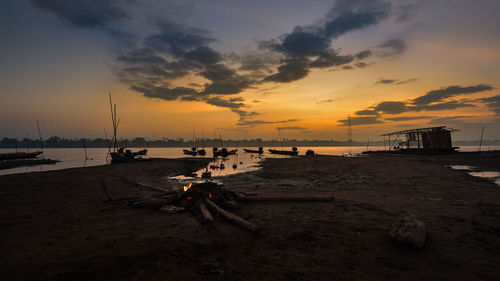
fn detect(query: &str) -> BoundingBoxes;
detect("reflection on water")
[0,145,498,176]
[168,153,265,183]
[449,165,500,186]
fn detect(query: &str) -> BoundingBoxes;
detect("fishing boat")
[183,147,198,156]
[268,125,299,155]
[0,151,42,161]
[243,147,264,154]
[268,147,299,156]
[107,93,149,164]
[213,147,237,157]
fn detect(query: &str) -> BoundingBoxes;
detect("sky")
[1,0,499,141]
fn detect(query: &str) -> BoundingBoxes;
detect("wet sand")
[1,153,499,281]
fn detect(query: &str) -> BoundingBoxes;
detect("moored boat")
[268,147,299,156]
[243,147,264,154]
[0,151,42,161]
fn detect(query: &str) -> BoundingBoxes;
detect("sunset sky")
[1,0,499,141]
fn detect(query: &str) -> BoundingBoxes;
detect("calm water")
[0,145,497,176]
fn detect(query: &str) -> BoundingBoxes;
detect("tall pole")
[36,120,43,159]
[479,126,484,152]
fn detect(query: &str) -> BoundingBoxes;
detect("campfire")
[104,180,335,233]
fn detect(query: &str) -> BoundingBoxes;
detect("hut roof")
[381,126,459,137]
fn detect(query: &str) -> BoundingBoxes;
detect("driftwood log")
[205,198,261,233]
[239,195,335,202]
[198,201,214,222]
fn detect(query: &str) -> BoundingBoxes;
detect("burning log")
[239,195,335,202]
[204,198,261,233]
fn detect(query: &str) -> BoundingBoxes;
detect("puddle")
[168,153,264,184]
[449,165,476,171]
[448,165,500,186]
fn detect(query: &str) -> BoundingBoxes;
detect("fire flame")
[183,182,193,192]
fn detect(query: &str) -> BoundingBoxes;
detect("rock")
[305,149,315,156]
[388,212,426,248]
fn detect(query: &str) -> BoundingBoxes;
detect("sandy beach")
[1,153,499,281]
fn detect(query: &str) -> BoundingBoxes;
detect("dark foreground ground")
[1,152,499,281]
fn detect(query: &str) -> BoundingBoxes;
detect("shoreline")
[1,153,499,280]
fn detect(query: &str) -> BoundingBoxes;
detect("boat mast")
[277,124,284,149]
[36,120,43,159]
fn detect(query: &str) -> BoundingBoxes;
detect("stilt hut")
[381,126,458,153]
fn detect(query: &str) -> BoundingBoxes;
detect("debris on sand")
[388,212,427,248]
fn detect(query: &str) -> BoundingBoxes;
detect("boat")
[183,147,198,156]
[268,125,299,156]
[110,148,148,163]
[0,151,42,161]
[268,147,299,156]
[213,147,238,157]
[243,147,264,154]
[107,93,149,164]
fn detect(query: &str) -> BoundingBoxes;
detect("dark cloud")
[259,0,392,83]
[324,0,392,38]
[354,62,369,68]
[279,126,307,130]
[355,50,372,60]
[347,84,496,127]
[377,38,406,57]
[375,77,418,85]
[337,116,384,126]
[355,109,378,116]
[342,65,354,70]
[374,101,408,114]
[376,78,397,84]
[263,59,310,82]
[396,78,418,85]
[413,84,494,105]
[30,0,131,29]
[411,100,476,111]
[236,118,297,127]
[479,94,500,114]
[385,116,431,121]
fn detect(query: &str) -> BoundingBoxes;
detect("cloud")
[375,78,418,85]
[377,38,406,57]
[413,84,494,105]
[385,116,431,121]
[355,50,372,60]
[279,126,308,131]
[30,0,131,29]
[374,101,408,114]
[259,0,392,83]
[429,116,472,124]
[394,3,421,23]
[478,94,500,114]
[411,100,476,111]
[236,118,298,127]
[355,109,378,116]
[346,84,497,128]
[337,116,384,126]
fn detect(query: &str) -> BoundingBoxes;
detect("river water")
[0,146,497,176]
